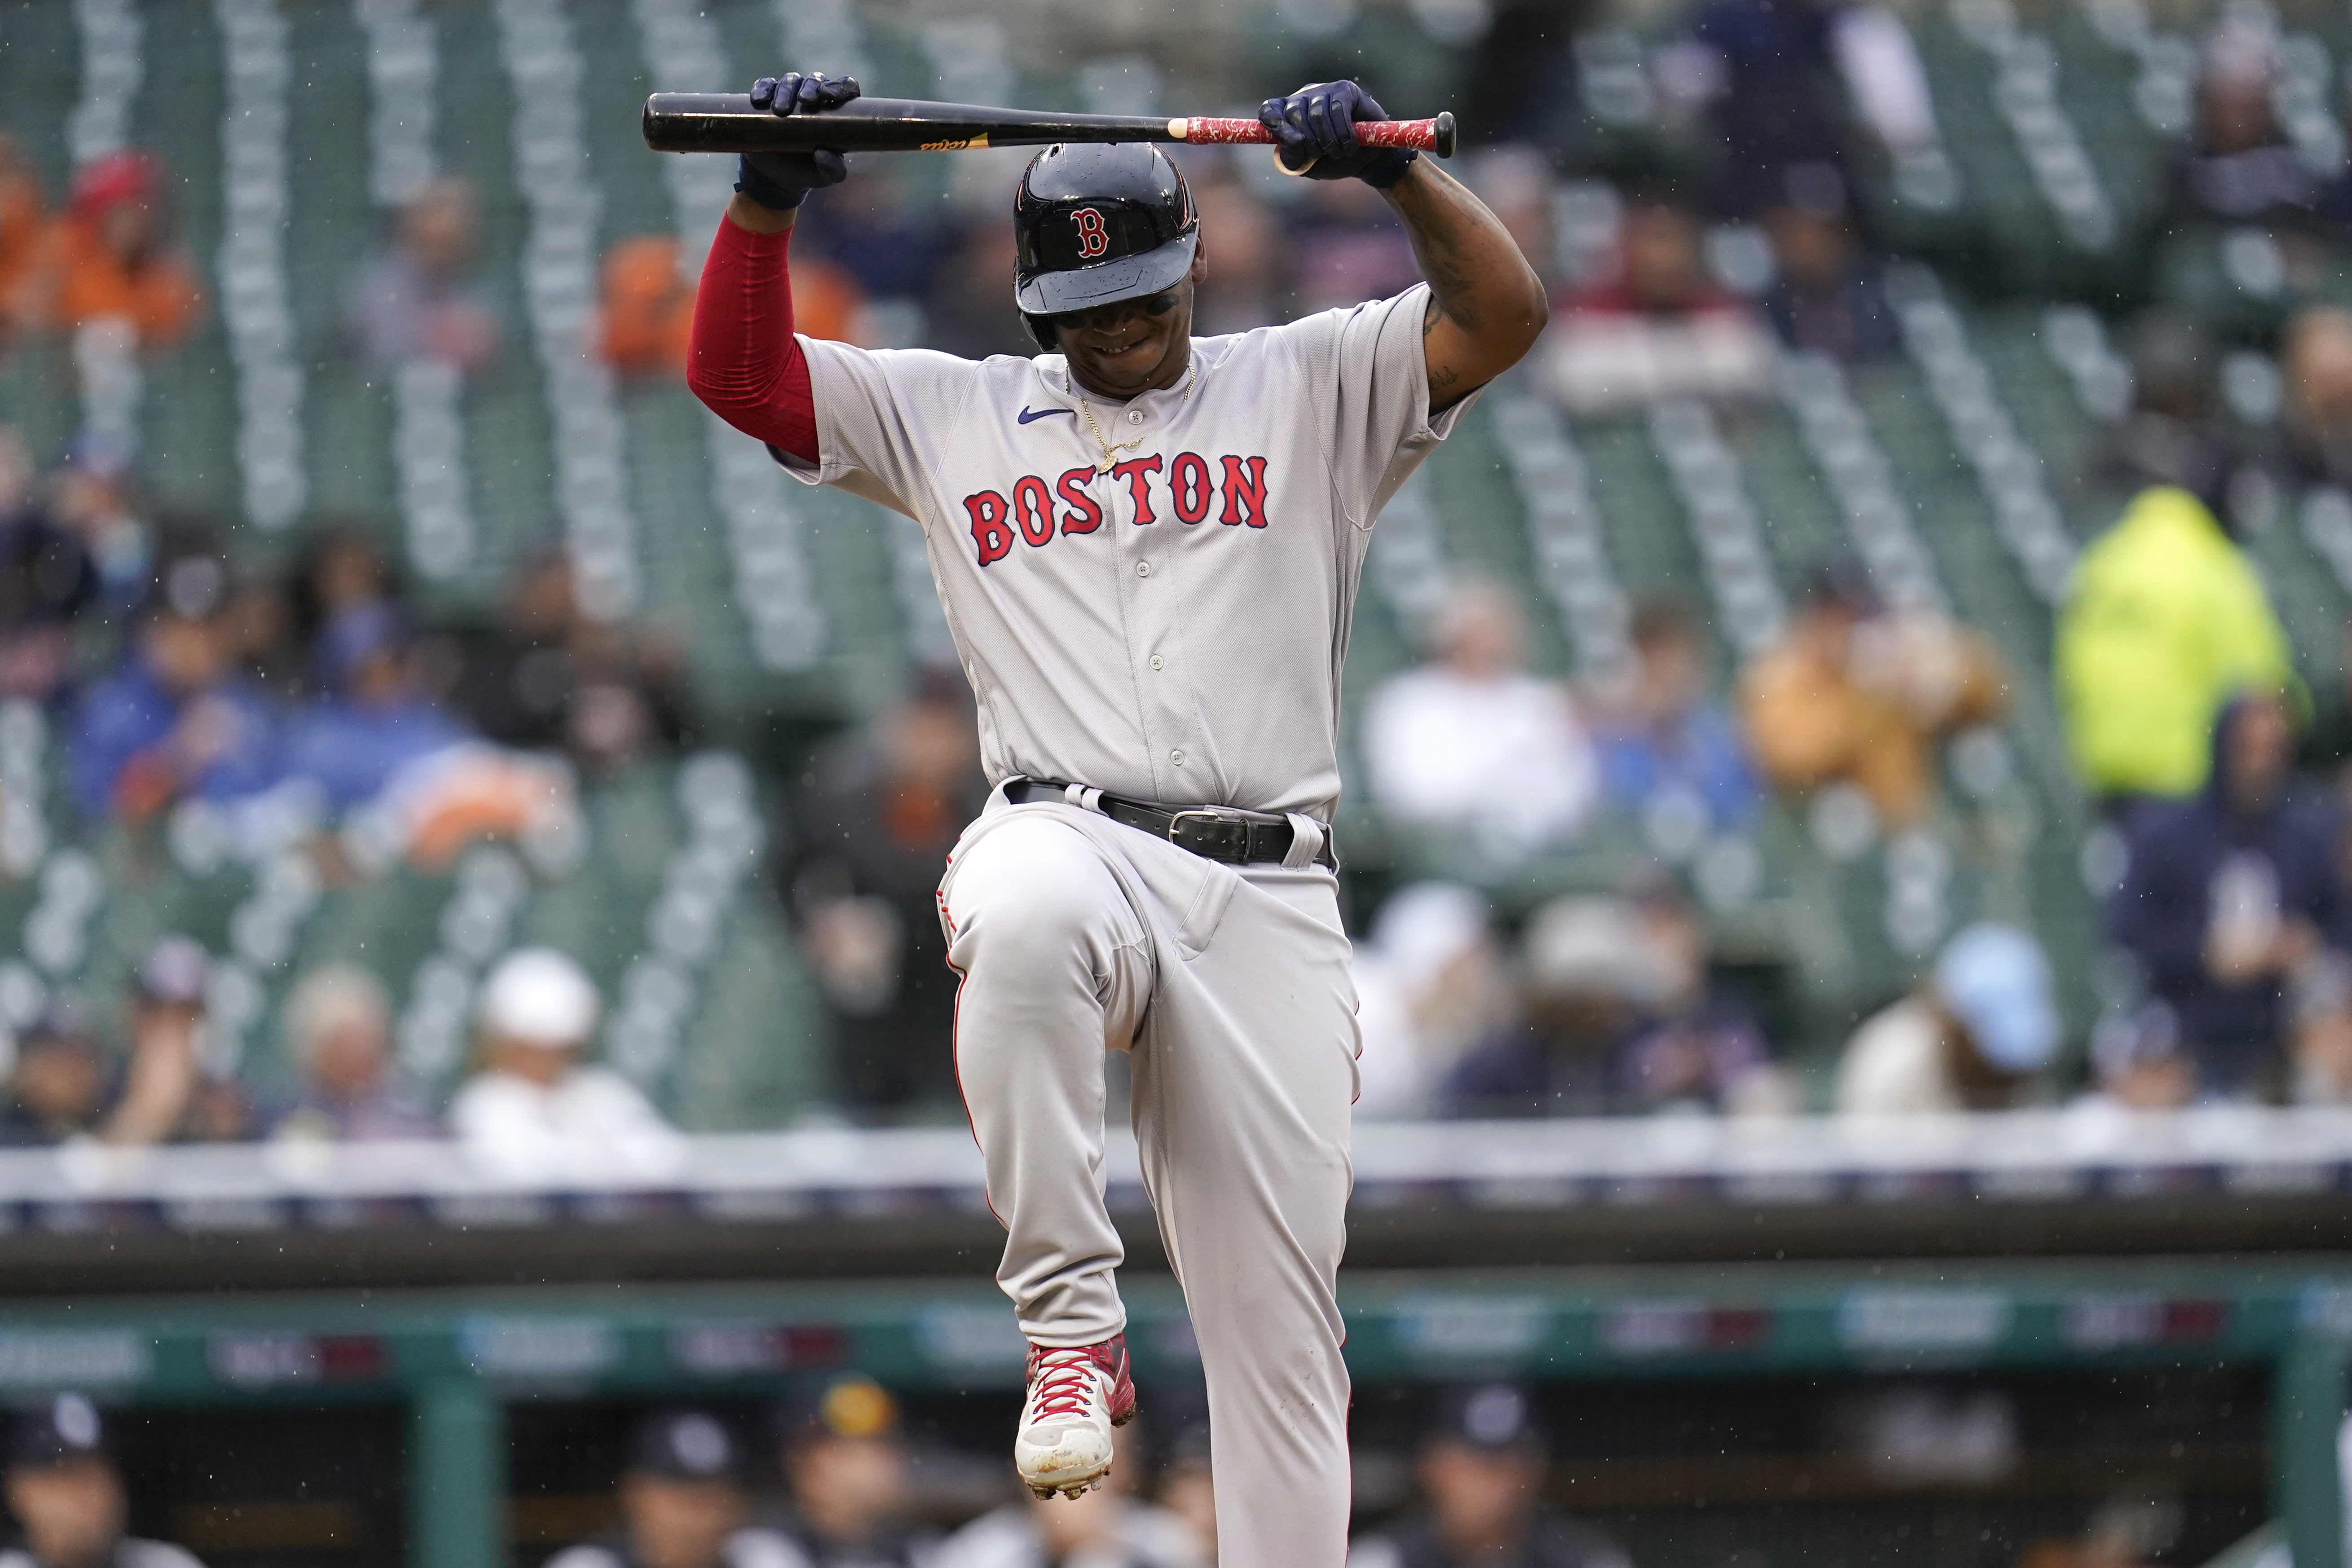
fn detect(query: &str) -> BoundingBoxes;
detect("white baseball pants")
[938,790,1359,1568]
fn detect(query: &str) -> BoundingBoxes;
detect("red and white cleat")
[1015,1335,1138,1500]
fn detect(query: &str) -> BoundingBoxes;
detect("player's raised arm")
[1260,82,1548,412]
[685,71,859,462]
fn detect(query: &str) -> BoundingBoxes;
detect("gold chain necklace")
[1070,361,1197,474]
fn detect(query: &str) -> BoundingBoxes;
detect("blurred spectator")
[345,177,498,374]
[598,235,696,380]
[565,618,693,778]
[1672,0,1844,218]
[2078,1002,2201,1113]
[0,135,46,343]
[443,546,691,776]
[46,438,150,610]
[1836,923,2061,1115]
[1345,1384,1630,1568]
[786,669,986,1116]
[931,1427,1202,1568]
[1191,168,1283,335]
[2110,692,2344,1097]
[2279,306,2352,490]
[70,547,279,824]
[1352,883,1511,1120]
[795,162,951,313]
[763,1374,933,1565]
[1290,180,1421,318]
[277,603,468,813]
[1440,898,1661,1118]
[2290,952,2352,1105]
[0,1008,108,1147]
[1614,872,1792,1116]
[2057,485,2295,806]
[290,524,399,661]
[1591,598,1761,833]
[0,941,215,1150]
[925,213,1034,361]
[548,1409,780,1568]
[2096,314,2251,512]
[1759,180,1899,364]
[1542,194,1773,414]
[30,150,203,351]
[0,428,98,704]
[1666,0,1936,217]
[3,1394,204,1568]
[1462,1,1584,159]
[218,565,299,700]
[447,947,683,1184]
[102,937,210,1148]
[268,965,435,1142]
[2166,24,2328,232]
[1363,581,1600,856]
[601,229,855,368]
[280,602,573,864]
[1741,562,2007,829]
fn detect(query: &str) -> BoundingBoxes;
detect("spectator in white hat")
[446,948,683,1183]
[1835,923,2061,1116]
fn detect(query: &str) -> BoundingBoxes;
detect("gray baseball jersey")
[777,283,1470,820]
[775,283,1475,1568]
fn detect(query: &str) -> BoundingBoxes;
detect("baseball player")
[688,73,1546,1567]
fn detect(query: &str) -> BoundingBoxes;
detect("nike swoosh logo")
[1017,406,1075,424]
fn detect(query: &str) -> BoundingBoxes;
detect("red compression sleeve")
[687,213,818,463]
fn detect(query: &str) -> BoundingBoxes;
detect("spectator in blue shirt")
[69,546,278,823]
[1593,598,1761,838]
[277,601,471,813]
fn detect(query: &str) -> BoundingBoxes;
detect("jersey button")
[1136,561,1151,577]
[1126,410,1145,425]
[1170,750,1185,766]
[1149,655,1164,671]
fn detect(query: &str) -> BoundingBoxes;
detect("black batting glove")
[736,72,860,211]
[1259,80,1418,189]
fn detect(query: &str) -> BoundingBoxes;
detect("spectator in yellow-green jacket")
[2056,484,2298,808]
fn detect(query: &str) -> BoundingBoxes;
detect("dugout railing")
[1,1111,2350,1565]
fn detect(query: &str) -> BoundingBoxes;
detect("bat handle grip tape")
[1176,112,1454,157]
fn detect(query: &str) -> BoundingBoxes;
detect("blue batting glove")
[1258,80,1418,189]
[736,71,861,211]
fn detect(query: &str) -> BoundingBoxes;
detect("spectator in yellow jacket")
[2056,485,2298,806]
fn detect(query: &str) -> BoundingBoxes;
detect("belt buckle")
[1167,809,1252,862]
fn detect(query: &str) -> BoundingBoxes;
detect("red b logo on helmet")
[1071,207,1109,260]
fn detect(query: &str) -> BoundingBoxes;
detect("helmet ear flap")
[1024,312,1058,352]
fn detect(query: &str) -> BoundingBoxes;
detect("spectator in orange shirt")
[1740,559,2007,828]
[35,151,203,351]
[603,233,860,379]
[0,136,47,344]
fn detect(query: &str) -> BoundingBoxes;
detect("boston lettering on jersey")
[963,454,1271,566]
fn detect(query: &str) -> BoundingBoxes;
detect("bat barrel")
[643,93,1173,154]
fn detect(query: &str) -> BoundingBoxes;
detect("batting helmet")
[1013,142,1199,351]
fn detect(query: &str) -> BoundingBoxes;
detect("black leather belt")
[1006,779,1338,870]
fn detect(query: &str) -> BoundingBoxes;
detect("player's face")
[618,1474,744,1568]
[1050,251,1207,399]
[6,1459,126,1567]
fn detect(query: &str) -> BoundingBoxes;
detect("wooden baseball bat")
[641,93,1456,159]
